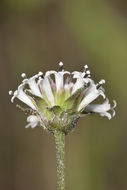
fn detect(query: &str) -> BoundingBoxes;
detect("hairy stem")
[54,130,65,190]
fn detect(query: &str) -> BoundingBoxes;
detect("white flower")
[9,62,117,134]
[25,115,40,128]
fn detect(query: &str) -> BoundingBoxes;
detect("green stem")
[54,130,65,190]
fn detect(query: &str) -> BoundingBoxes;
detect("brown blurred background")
[0,0,127,190]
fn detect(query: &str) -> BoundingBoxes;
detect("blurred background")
[0,0,127,189]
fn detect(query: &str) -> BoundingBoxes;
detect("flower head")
[9,62,116,135]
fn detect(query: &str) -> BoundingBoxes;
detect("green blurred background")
[0,0,127,189]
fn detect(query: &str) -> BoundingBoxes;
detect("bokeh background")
[0,0,127,189]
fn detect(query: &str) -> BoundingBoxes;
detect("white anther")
[38,71,43,76]
[21,73,26,78]
[86,70,90,75]
[84,65,88,69]
[59,62,63,67]
[99,79,105,84]
[9,90,13,95]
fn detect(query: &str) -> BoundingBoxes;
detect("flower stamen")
[59,62,64,71]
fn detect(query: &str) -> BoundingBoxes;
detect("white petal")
[100,112,112,120]
[23,73,42,98]
[11,84,36,110]
[78,83,105,111]
[72,71,85,78]
[41,77,55,106]
[72,78,84,94]
[85,98,110,113]
[45,70,56,77]
[64,82,74,93]
[27,79,42,98]
[55,71,70,92]
[112,100,117,109]
[72,71,92,94]
[64,83,74,97]
[84,98,117,119]
[45,70,70,92]
[112,109,116,117]
[55,72,63,91]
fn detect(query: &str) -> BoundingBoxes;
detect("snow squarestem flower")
[9,62,117,190]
